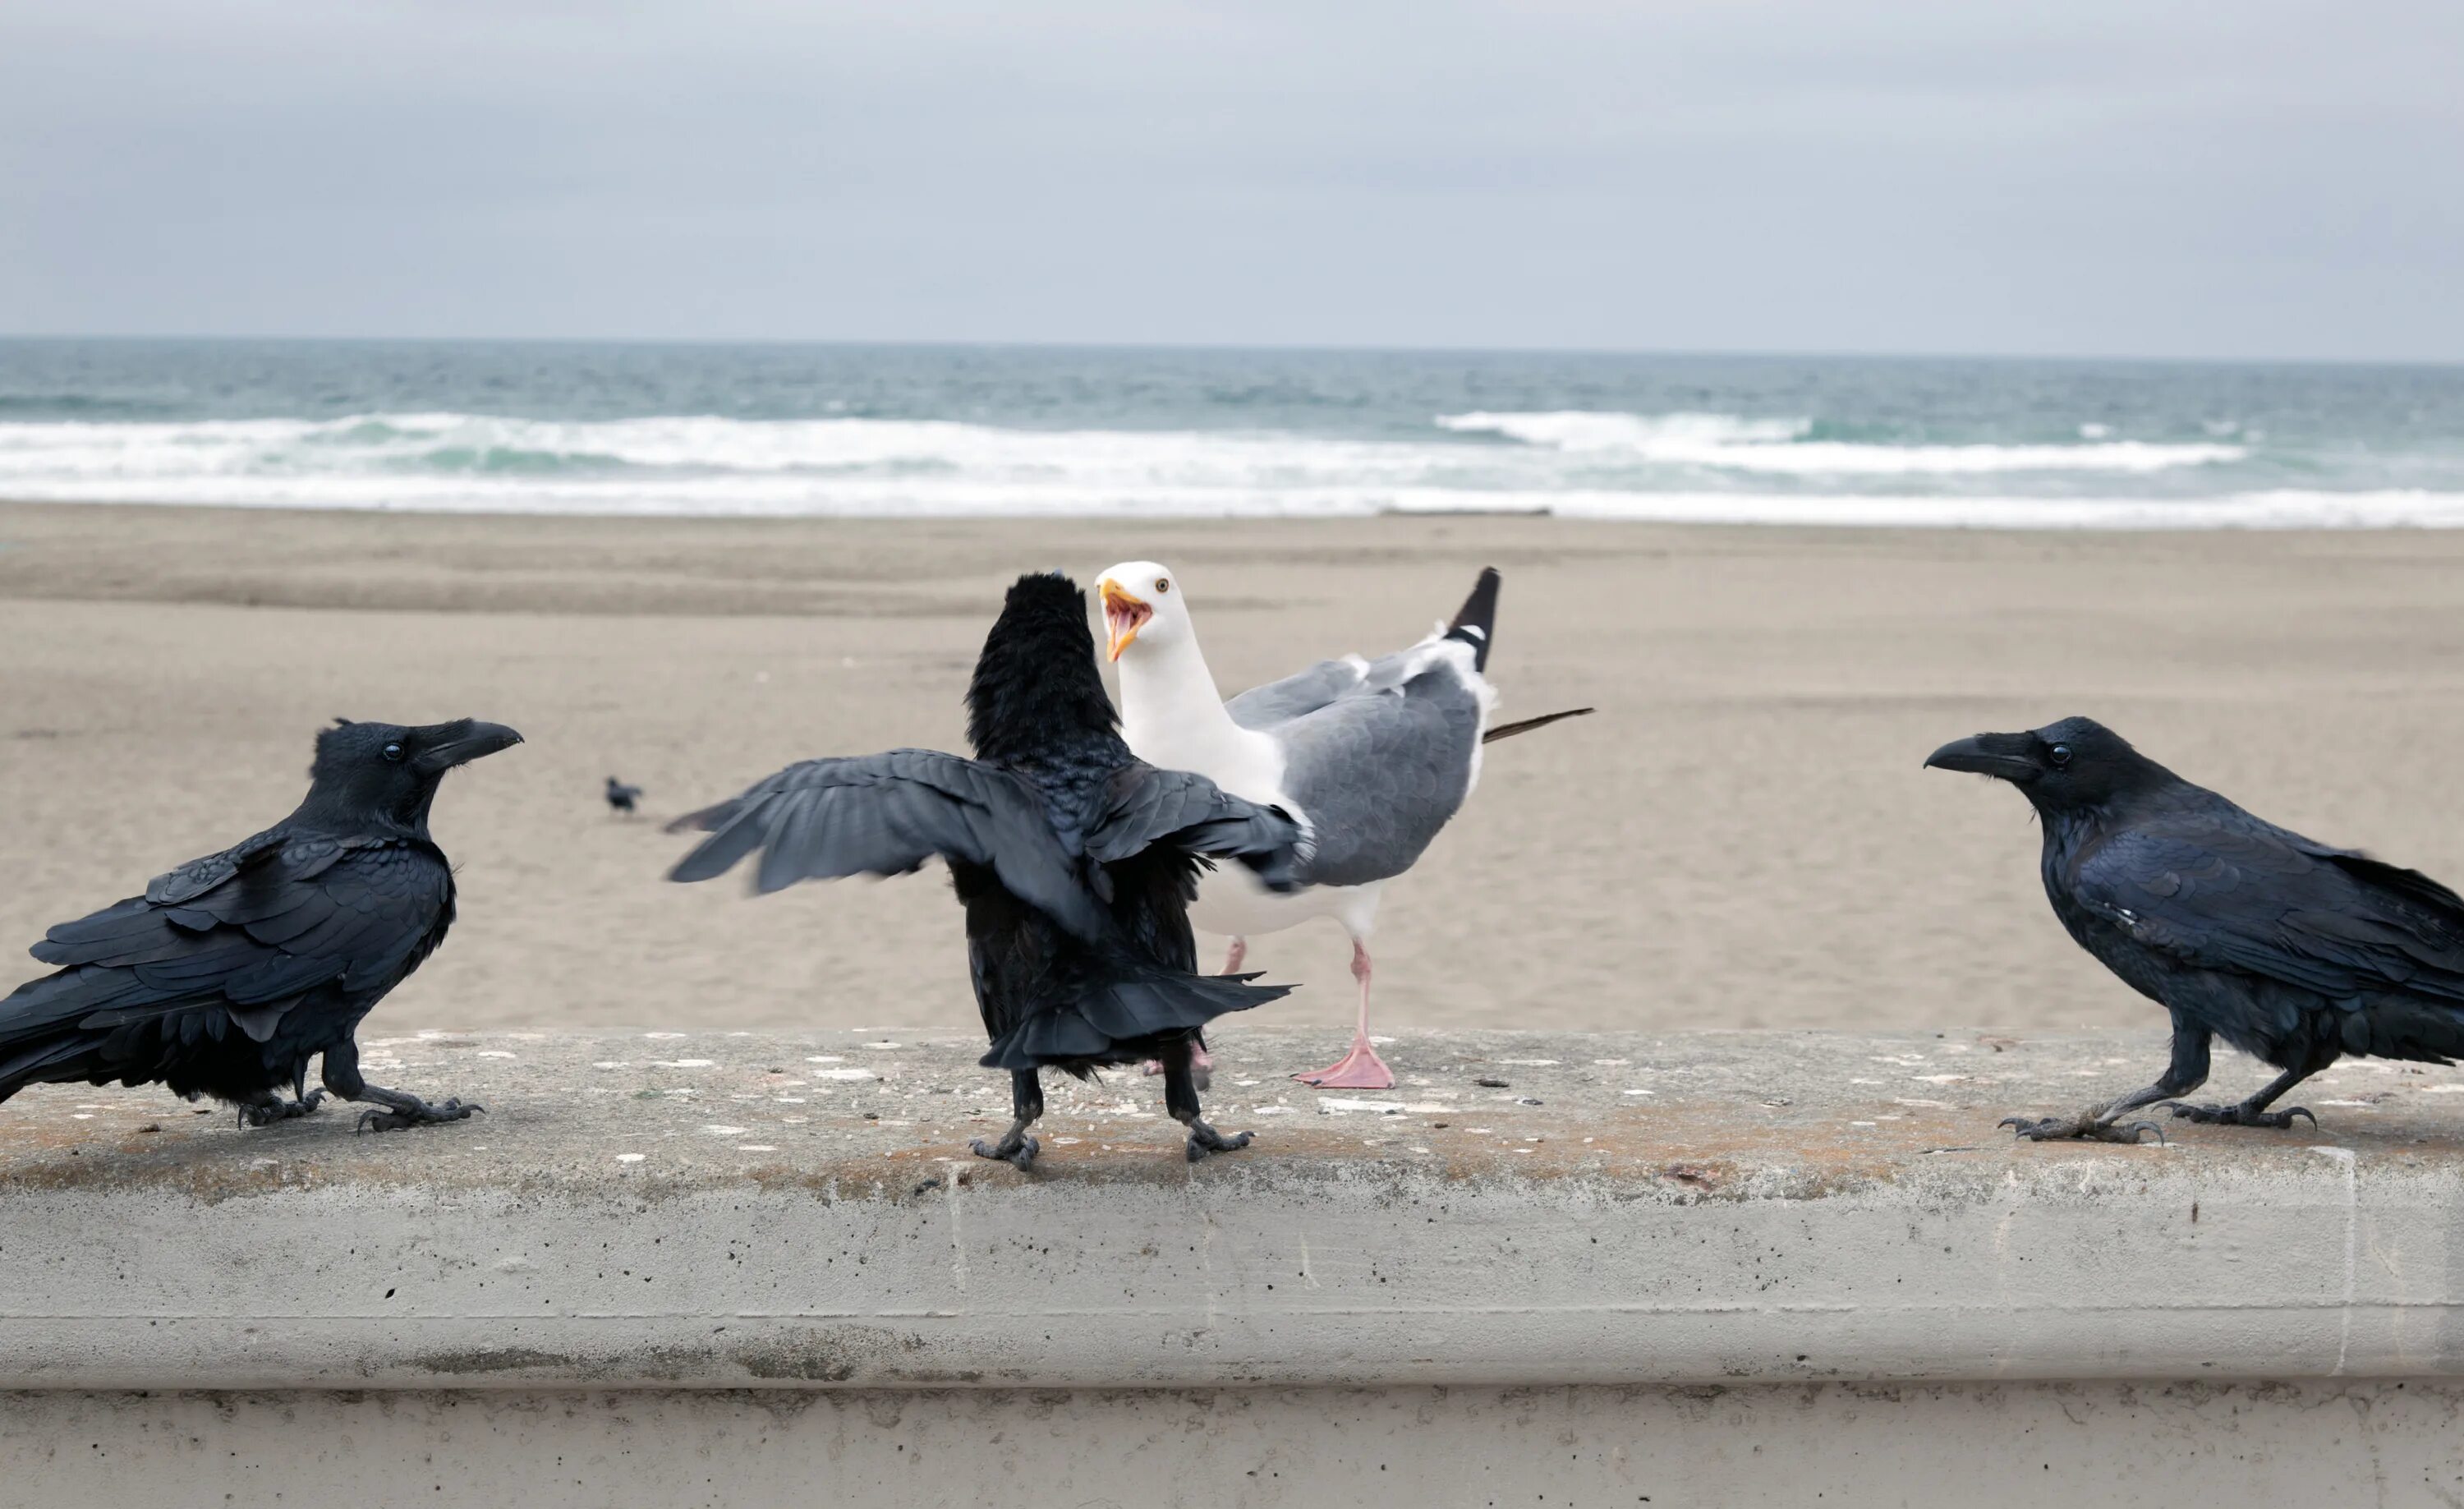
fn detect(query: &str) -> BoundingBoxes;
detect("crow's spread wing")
[667,749,1118,941]
[1083,765,1309,890]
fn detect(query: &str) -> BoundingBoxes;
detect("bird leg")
[1142,943,1244,1081]
[1161,1038,1251,1162]
[2163,1058,2326,1130]
[1294,939,1394,1090]
[970,1070,1044,1171]
[2000,1021,2207,1145]
[236,1088,327,1129]
[1139,1037,1214,1087]
[320,1039,483,1134]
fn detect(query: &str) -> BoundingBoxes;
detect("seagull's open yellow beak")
[1100,578,1151,662]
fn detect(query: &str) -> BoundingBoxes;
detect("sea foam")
[0,408,2427,527]
[1436,410,2246,474]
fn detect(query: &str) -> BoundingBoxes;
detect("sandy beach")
[7,500,2464,1065]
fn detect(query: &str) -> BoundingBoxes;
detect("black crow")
[1928,715,2464,1142]
[0,718,522,1132]
[606,776,642,816]
[668,572,1308,1169]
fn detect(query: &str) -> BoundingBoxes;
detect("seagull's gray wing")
[1269,653,1487,888]
[1225,657,1369,730]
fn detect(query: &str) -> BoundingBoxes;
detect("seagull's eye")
[382,742,406,763]
[1155,577,1170,594]
[2048,743,2073,769]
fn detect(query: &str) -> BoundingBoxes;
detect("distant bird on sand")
[0,718,521,1131]
[668,572,1310,1169]
[1098,561,1591,1091]
[1928,715,2464,1143]
[605,776,643,817]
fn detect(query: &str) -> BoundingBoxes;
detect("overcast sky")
[2,1,2457,360]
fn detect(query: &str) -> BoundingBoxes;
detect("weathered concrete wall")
[7,1382,2459,1508]
[4,1027,2463,1502]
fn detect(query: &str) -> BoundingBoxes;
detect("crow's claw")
[1999,1114,2164,1145]
[1183,1120,1253,1163]
[2163,1101,2318,1129]
[355,1096,481,1134]
[237,1088,327,1129]
[969,1133,1039,1171]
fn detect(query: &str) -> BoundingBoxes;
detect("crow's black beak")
[416,720,524,774]
[1924,733,2039,782]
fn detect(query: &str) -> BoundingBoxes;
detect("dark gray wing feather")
[3,836,451,1065]
[666,749,1116,943]
[1083,766,1309,890]
[144,826,292,905]
[2073,812,2464,1005]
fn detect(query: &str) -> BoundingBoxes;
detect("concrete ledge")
[5,1028,2462,1393]
[9,1382,2462,1506]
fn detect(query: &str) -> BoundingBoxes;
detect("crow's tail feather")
[978,959,1293,1071]
[1483,706,1593,743]
[0,966,236,1103]
[0,968,104,1102]
[1444,568,1501,673]
[2345,996,2464,1066]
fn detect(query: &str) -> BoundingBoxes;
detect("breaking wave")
[1435,410,2246,474]
[0,407,2439,527]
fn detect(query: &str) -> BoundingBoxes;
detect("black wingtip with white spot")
[1444,567,1501,672]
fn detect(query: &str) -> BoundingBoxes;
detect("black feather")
[1483,707,1594,743]
[1,717,518,1114]
[669,573,1312,1152]
[1444,567,1501,673]
[1932,715,2464,1129]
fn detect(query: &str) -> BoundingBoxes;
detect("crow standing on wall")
[0,718,522,1130]
[669,572,1309,1169]
[1928,716,2464,1142]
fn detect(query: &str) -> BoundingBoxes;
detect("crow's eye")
[1155,577,1170,593]
[2048,743,2073,769]
[382,742,405,763]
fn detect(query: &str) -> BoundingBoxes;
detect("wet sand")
[7,501,2464,1071]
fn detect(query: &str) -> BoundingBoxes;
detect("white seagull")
[1096,561,1590,1089]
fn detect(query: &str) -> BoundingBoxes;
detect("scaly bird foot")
[2163,1101,2318,1129]
[969,1133,1040,1171]
[1998,1113,2165,1145]
[1183,1119,1253,1163]
[356,1096,481,1134]
[237,1089,327,1129]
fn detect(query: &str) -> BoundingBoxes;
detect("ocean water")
[2,339,2461,527]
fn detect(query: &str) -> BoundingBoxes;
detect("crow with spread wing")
[669,572,1308,1169]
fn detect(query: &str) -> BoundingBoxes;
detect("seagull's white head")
[1092,560,1192,663]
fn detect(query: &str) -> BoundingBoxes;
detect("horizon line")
[1,332,2457,371]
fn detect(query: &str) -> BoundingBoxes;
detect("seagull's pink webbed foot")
[1296,937,1391,1088]
[1294,1033,1393,1090]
